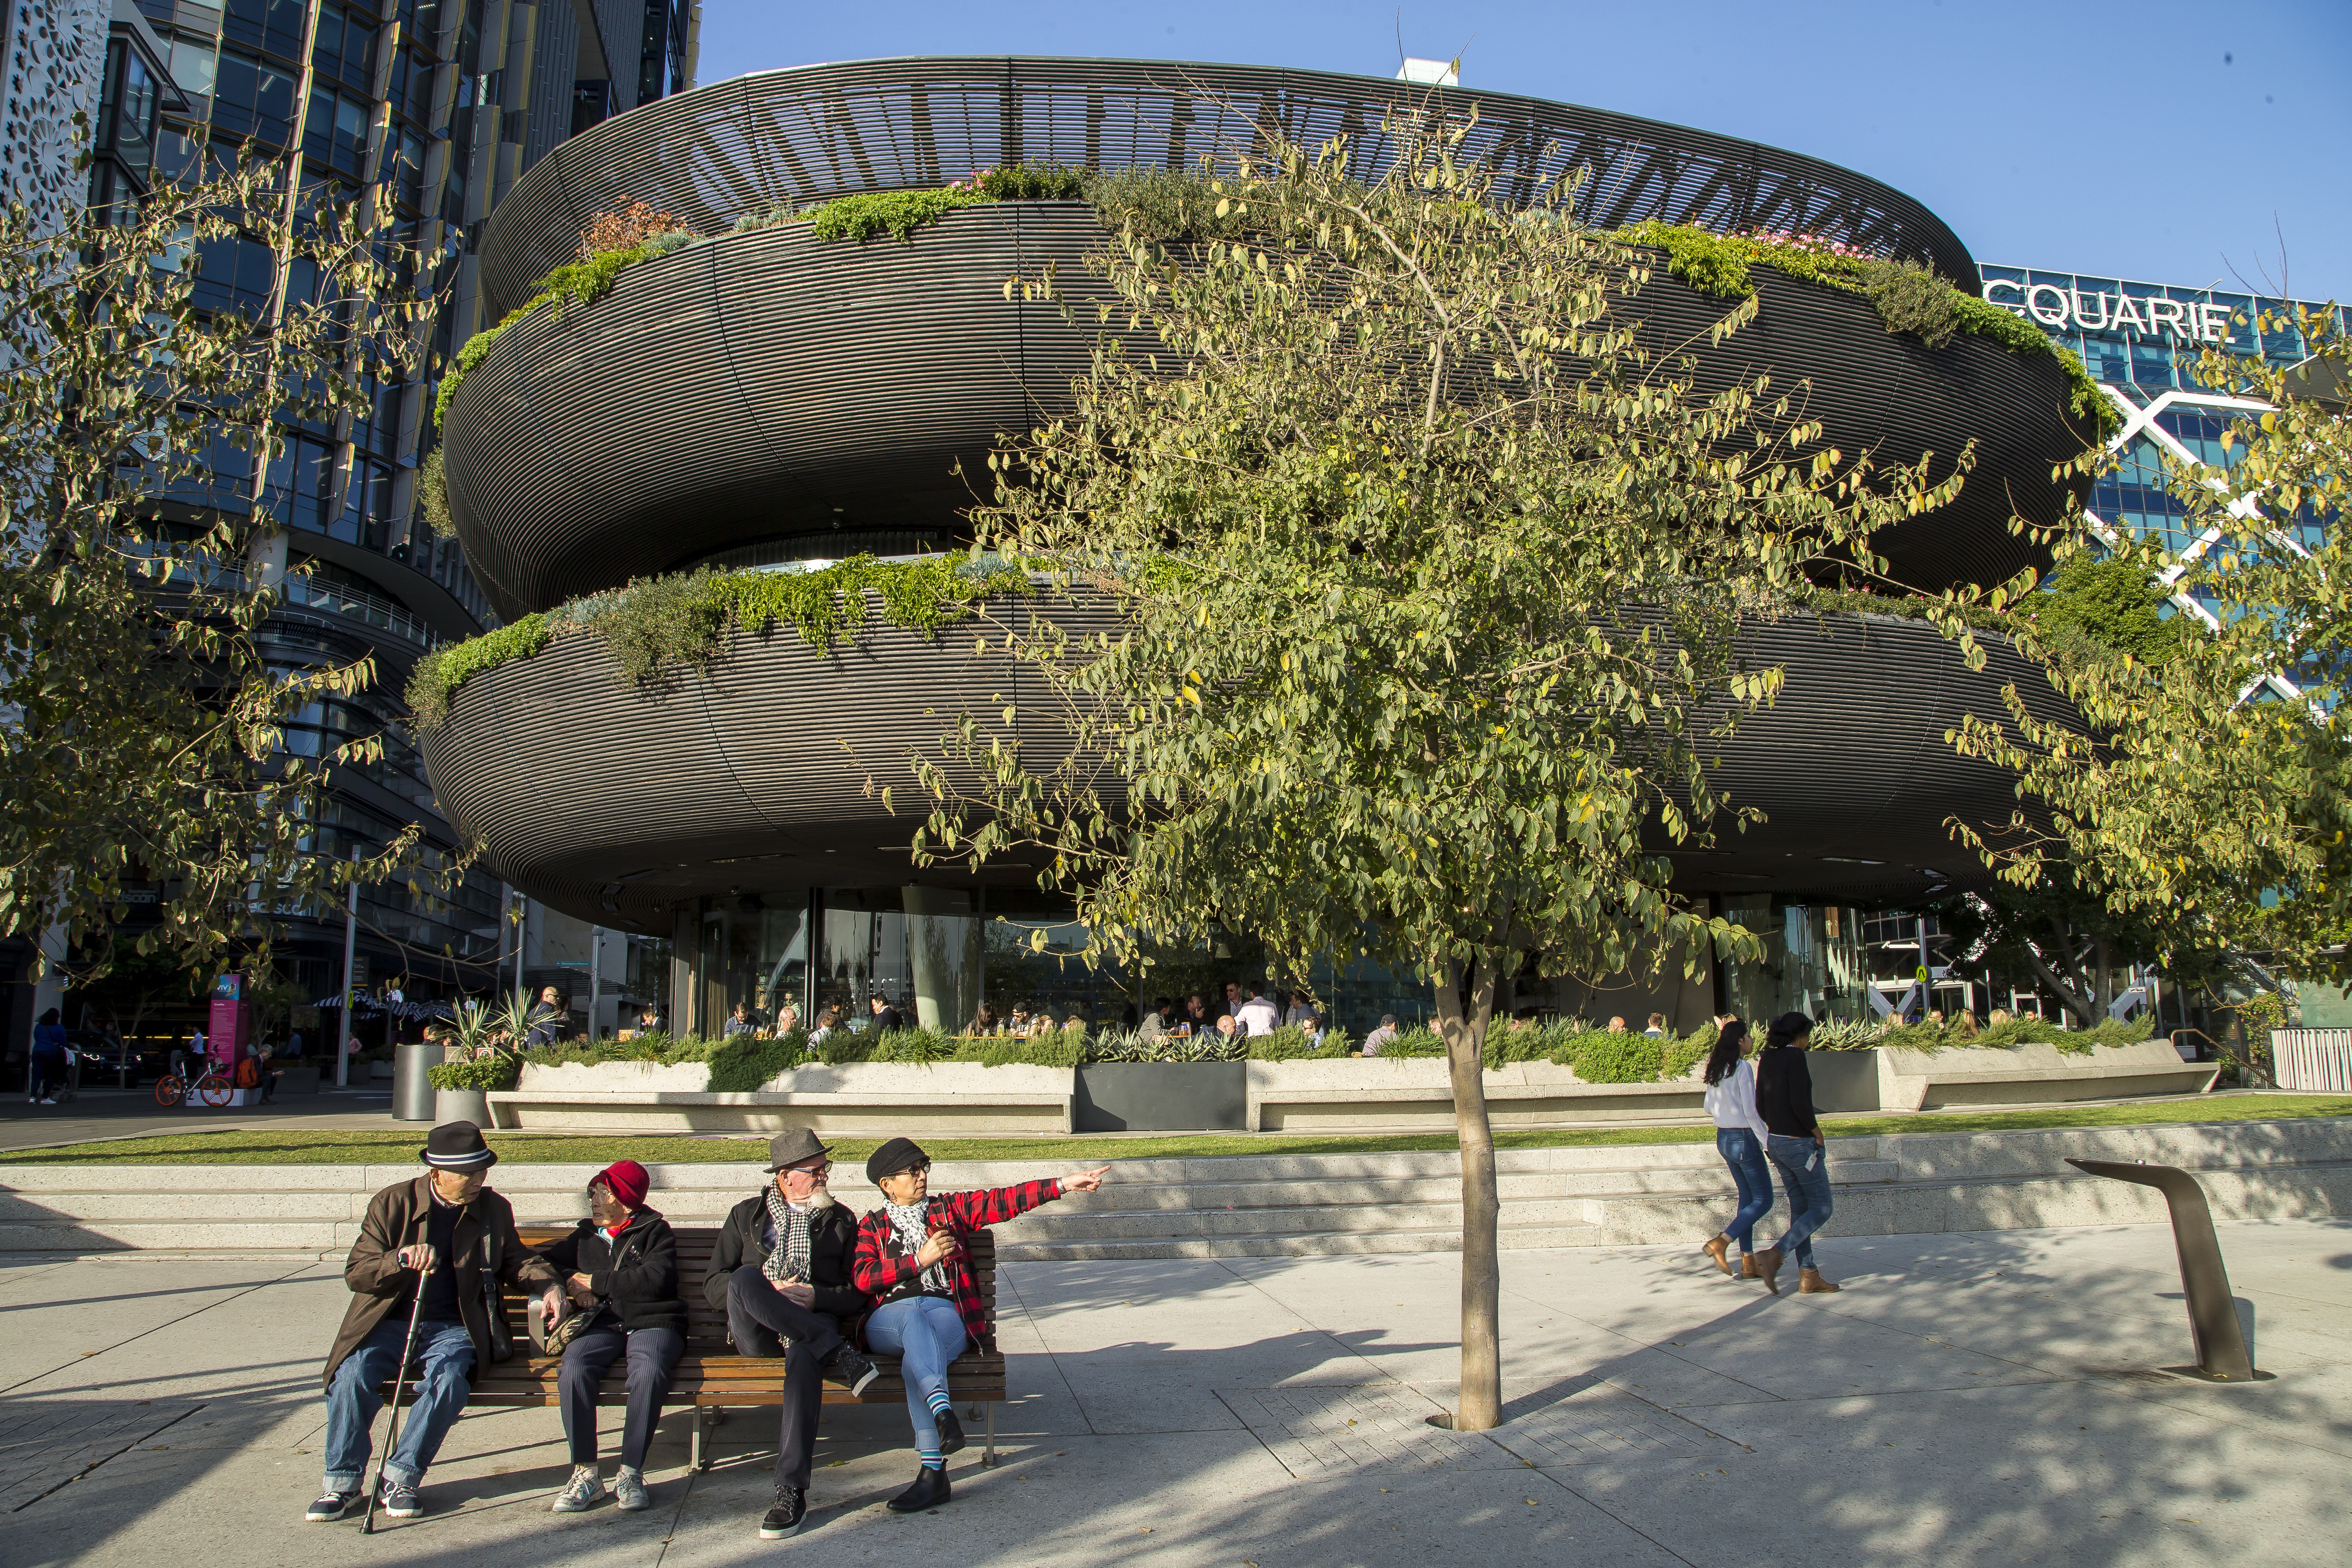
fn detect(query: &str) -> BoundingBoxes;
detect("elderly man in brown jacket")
[307,1122,564,1524]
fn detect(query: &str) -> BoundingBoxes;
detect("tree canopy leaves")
[0,161,437,980]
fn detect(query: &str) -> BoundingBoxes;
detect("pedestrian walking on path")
[1699,1016,1774,1281]
[852,1138,1108,1514]
[703,1129,880,1541]
[1752,1012,1840,1296]
[539,1159,687,1514]
[307,1122,564,1524]
[27,1009,68,1104]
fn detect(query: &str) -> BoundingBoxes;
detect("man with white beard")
[705,1129,880,1538]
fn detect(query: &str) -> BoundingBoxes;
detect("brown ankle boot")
[1702,1234,1733,1277]
[1754,1246,1784,1295]
[1798,1267,1841,1294]
[1740,1253,1759,1280]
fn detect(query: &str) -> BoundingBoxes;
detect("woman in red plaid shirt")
[853,1137,1108,1513]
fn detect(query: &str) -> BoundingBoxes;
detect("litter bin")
[392,1042,446,1122]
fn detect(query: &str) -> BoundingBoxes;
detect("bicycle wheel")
[153,1076,185,1108]
[198,1073,234,1108]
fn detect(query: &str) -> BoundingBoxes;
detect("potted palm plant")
[427,996,530,1125]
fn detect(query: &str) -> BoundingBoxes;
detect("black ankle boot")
[935,1406,967,1455]
[886,1465,951,1513]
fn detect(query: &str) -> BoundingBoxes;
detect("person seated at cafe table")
[851,1139,1110,1514]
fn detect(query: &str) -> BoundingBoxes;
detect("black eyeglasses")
[784,1160,833,1175]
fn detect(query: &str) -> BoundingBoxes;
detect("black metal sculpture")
[2065,1158,2258,1382]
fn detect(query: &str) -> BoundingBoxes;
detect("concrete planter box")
[515,1060,714,1094]
[1075,1063,1247,1131]
[489,1058,1076,1135]
[1873,1038,2217,1111]
[1804,1051,1882,1112]
[1244,1057,1702,1132]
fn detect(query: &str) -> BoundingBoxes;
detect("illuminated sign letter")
[2198,303,2229,342]
[2025,284,2070,326]
[1982,279,2024,314]
[2145,298,2188,338]
[2108,294,2147,333]
[2071,291,2112,332]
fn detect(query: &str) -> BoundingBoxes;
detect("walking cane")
[360,1277,430,1535]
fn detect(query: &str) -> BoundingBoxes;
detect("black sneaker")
[934,1406,966,1455]
[378,1478,424,1519]
[758,1485,808,1539]
[305,1489,359,1522]
[821,1344,880,1398]
[886,1464,951,1514]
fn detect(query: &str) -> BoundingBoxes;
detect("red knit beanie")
[594,1159,650,1210]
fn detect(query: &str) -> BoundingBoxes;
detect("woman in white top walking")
[1699,1016,1774,1281]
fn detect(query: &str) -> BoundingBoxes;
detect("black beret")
[865,1136,930,1184]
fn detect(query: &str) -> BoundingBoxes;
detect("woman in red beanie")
[538,1159,685,1512]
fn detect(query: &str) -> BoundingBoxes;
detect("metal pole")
[1916,914,1931,1022]
[336,879,358,1088]
[588,925,601,1040]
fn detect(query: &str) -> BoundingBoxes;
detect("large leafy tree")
[1950,320,2352,983]
[914,113,1961,1428]
[0,158,436,981]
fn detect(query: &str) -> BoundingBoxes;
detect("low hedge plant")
[406,554,1034,730]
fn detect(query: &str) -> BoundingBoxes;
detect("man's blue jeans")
[1765,1133,1835,1269]
[863,1296,967,1450]
[1714,1127,1775,1252]
[323,1312,475,1491]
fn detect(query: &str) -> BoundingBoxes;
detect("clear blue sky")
[693,0,2350,302]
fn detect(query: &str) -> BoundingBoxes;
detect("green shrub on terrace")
[426,1053,521,1091]
[433,230,700,432]
[403,555,1034,730]
[975,162,1089,200]
[406,612,550,729]
[1616,220,2121,441]
[808,187,986,242]
[1246,1024,1350,1061]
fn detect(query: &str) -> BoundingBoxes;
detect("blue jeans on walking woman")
[1714,1127,1774,1253]
[1765,1133,1834,1267]
[863,1296,967,1450]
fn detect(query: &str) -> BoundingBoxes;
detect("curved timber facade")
[419,55,2094,1030]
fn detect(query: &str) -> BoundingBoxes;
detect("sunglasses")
[783,1160,833,1175]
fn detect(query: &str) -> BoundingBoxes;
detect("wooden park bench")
[407,1224,1008,1470]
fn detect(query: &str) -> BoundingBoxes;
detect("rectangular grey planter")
[1075,1063,1246,1132]
[1807,1051,1882,1113]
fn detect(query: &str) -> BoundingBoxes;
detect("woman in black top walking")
[1752,1012,1840,1296]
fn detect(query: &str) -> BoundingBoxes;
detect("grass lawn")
[1,1093,2344,1167]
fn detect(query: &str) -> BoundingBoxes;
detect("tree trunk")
[1434,953,1503,1431]
[2030,922,2099,1026]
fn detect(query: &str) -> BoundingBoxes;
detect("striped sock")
[917,1441,944,1471]
[926,1391,953,1420]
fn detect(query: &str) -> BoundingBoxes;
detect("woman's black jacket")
[1754,1047,1821,1140]
[539,1207,687,1334]
[702,1190,867,1318]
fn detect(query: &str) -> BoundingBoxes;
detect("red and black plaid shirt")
[851,1178,1062,1352]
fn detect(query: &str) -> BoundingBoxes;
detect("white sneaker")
[611,1465,649,1511]
[552,1465,600,1513]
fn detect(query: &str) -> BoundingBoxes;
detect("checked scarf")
[762,1187,813,1284]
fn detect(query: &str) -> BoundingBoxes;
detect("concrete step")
[995,1220,1602,1261]
[1000,1196,1593,1241]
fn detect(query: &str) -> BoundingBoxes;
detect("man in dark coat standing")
[705,1128,878,1540]
[307,1122,564,1523]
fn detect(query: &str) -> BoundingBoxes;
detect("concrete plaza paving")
[3,1218,2348,1567]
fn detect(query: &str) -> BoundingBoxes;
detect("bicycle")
[153,1057,236,1108]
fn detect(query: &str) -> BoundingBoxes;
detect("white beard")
[803,1187,837,1212]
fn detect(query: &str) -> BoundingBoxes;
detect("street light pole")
[336,877,358,1088]
[588,925,602,1041]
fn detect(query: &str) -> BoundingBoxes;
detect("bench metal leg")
[981,1403,997,1467]
[691,1408,703,1473]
